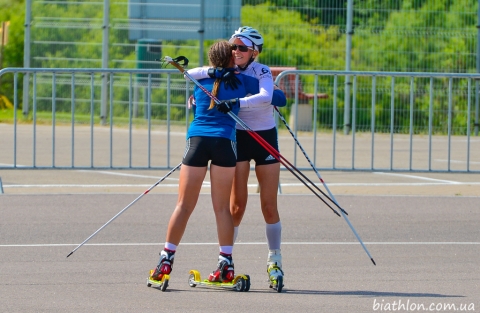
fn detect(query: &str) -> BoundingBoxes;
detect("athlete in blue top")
[150,41,268,284]
[188,69,286,141]
[187,26,287,290]
[188,73,249,141]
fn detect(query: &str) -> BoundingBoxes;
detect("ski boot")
[147,249,175,291]
[267,249,284,292]
[208,253,235,283]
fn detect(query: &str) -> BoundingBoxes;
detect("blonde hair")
[207,41,233,109]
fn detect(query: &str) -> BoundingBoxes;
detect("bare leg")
[165,165,206,245]
[151,164,206,281]
[256,162,284,285]
[230,161,250,227]
[208,164,236,283]
[210,164,236,246]
[256,162,280,224]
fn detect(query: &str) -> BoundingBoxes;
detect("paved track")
[1,123,480,312]
[1,168,479,312]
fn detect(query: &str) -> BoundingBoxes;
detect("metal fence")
[275,69,480,172]
[1,67,479,172]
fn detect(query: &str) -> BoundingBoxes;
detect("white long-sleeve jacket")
[187,61,276,131]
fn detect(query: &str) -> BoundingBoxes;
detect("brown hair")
[207,41,234,109]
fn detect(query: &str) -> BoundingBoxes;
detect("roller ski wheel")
[269,274,283,293]
[244,274,251,292]
[188,270,250,292]
[147,269,170,292]
[268,264,284,293]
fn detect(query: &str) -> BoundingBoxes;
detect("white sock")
[265,221,282,250]
[164,242,177,252]
[220,245,233,255]
[233,226,239,243]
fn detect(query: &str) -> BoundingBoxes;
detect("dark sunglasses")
[231,44,253,52]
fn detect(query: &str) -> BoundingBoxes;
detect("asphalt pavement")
[0,169,479,312]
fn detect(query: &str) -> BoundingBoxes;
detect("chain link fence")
[28,0,479,72]
[22,0,480,136]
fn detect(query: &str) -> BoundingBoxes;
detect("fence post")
[475,81,479,136]
[199,0,205,67]
[476,0,480,136]
[100,0,110,125]
[344,0,354,135]
[23,0,32,117]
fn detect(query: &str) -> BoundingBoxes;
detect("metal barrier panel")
[0,67,479,172]
[275,70,479,173]
[0,67,190,169]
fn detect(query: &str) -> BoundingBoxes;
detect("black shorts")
[236,127,279,166]
[182,136,237,167]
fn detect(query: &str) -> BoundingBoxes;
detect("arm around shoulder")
[185,67,210,80]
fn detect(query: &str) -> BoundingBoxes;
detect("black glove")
[208,67,241,90]
[216,98,239,114]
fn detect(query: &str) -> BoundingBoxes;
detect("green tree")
[0,0,25,109]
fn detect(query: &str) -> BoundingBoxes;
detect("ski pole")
[164,56,342,217]
[275,107,376,265]
[66,162,182,258]
[228,106,348,215]
[274,106,350,213]
[226,110,342,216]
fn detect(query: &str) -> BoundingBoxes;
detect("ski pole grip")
[164,56,189,73]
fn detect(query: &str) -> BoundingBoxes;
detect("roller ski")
[146,249,174,292]
[267,249,284,292]
[188,270,250,292]
[188,253,250,292]
[147,269,170,291]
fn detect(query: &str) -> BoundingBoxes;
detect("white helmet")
[231,26,264,53]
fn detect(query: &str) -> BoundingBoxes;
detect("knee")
[262,204,279,222]
[230,203,245,217]
[174,201,198,217]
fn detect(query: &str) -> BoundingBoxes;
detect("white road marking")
[435,159,480,164]
[77,170,180,181]
[0,163,28,167]
[3,183,207,188]
[3,181,480,189]
[373,172,460,184]
[1,242,479,248]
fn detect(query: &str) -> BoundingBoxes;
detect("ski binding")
[146,269,170,292]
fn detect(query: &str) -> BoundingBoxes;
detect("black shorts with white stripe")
[182,136,237,167]
[236,127,279,166]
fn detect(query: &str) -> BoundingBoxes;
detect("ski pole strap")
[173,56,189,66]
[164,56,189,72]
